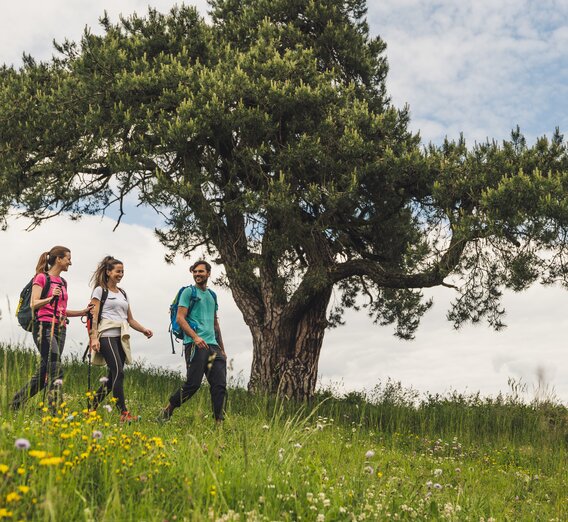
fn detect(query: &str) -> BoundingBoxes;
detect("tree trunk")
[247,288,332,401]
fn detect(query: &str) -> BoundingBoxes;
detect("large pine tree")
[2,0,568,399]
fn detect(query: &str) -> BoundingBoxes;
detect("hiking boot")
[120,411,140,423]
[156,405,174,423]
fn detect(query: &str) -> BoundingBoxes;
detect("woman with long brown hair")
[88,255,153,422]
[11,246,91,412]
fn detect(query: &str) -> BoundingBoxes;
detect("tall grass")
[1,343,567,521]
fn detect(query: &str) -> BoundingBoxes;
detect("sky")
[1,0,567,403]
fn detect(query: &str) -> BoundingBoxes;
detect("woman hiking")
[11,246,91,413]
[88,255,153,422]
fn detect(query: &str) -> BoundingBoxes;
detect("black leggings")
[11,321,66,410]
[91,336,127,412]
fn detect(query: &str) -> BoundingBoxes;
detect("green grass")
[1,343,567,521]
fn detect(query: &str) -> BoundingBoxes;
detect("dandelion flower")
[6,492,21,503]
[39,457,64,466]
[0,508,13,518]
[0,464,9,474]
[28,450,47,459]
[365,450,375,459]
[364,465,374,475]
[14,438,31,450]
[433,468,443,477]
[99,376,109,384]
[92,431,103,440]
[17,486,30,494]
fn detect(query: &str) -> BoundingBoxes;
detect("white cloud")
[369,0,568,144]
[0,0,209,67]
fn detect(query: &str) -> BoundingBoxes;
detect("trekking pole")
[82,309,94,410]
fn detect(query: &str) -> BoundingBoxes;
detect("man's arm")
[214,315,226,357]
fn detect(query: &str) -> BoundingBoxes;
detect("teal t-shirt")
[179,286,218,345]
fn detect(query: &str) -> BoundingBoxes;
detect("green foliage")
[2,344,568,520]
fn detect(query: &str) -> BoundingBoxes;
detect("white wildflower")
[14,438,31,450]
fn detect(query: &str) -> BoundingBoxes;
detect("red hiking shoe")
[120,411,140,423]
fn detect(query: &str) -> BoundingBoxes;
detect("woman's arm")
[127,306,153,338]
[30,283,59,310]
[66,308,91,318]
[88,298,101,352]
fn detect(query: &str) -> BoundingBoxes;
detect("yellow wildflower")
[17,468,25,475]
[0,464,9,474]
[28,450,47,459]
[6,492,21,503]
[39,457,64,466]
[0,508,13,518]
[17,486,29,494]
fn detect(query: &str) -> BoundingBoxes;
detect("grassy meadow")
[1,343,567,521]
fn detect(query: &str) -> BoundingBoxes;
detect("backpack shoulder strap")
[207,288,217,301]
[98,288,109,322]
[118,287,127,300]
[187,285,198,312]
[39,273,51,300]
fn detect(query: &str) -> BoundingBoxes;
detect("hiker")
[11,246,91,412]
[160,260,227,422]
[88,255,153,422]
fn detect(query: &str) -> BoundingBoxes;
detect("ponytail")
[90,256,123,289]
[35,246,70,274]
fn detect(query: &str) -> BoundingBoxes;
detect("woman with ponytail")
[11,246,91,412]
[88,256,153,422]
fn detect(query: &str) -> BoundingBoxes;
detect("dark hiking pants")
[168,343,227,420]
[91,336,127,413]
[11,321,66,411]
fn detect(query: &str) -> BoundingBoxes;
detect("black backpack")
[15,274,66,331]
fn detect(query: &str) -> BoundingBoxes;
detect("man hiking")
[160,260,227,422]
